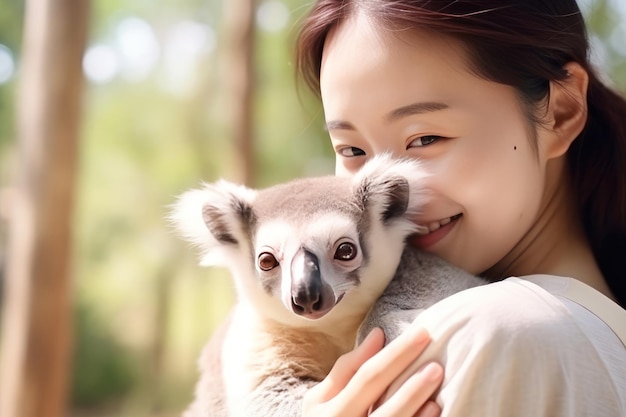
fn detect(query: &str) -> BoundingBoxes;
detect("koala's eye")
[258,252,279,271]
[334,242,357,261]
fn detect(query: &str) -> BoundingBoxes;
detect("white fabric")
[409,275,626,416]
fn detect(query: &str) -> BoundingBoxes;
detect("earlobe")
[543,62,589,159]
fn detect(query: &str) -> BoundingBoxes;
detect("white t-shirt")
[405,275,626,416]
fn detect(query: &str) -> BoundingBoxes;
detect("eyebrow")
[325,101,449,131]
[387,101,449,122]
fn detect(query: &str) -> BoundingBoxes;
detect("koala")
[170,154,486,417]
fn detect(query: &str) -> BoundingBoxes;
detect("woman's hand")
[302,326,443,417]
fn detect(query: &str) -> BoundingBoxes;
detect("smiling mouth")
[416,213,462,235]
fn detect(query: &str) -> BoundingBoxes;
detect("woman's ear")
[542,62,589,159]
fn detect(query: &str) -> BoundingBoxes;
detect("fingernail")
[411,326,430,344]
[421,362,443,382]
[362,327,384,346]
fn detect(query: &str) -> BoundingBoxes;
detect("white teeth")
[418,215,457,234]
[428,222,441,232]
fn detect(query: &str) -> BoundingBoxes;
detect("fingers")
[304,328,386,405]
[371,362,443,417]
[303,326,441,417]
[323,328,387,400]
[329,325,433,414]
[414,401,442,417]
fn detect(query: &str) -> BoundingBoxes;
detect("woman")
[295,1,626,416]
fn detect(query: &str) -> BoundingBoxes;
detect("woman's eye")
[338,147,366,157]
[409,135,442,147]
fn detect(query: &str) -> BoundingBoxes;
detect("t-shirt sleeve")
[399,278,624,417]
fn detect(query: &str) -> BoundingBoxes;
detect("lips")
[410,213,462,248]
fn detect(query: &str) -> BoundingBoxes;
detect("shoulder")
[417,277,575,341]
[417,275,625,346]
[412,277,626,416]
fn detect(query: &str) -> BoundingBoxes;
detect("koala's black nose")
[291,249,323,316]
[292,286,323,315]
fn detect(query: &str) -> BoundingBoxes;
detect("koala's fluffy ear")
[170,180,257,266]
[352,153,431,231]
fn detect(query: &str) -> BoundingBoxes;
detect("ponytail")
[570,74,626,306]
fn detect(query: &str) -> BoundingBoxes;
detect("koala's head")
[171,154,430,325]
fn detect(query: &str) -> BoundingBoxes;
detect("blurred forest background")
[0,0,625,416]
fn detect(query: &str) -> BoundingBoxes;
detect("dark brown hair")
[295,0,626,306]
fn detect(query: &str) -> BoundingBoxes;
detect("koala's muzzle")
[290,248,335,319]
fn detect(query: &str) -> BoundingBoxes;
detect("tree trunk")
[220,0,256,185]
[0,1,89,417]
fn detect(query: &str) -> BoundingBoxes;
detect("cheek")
[432,113,540,200]
[428,138,546,272]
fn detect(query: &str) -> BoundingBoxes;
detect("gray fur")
[171,155,486,417]
[357,248,487,344]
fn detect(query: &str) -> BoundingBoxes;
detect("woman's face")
[319,12,553,275]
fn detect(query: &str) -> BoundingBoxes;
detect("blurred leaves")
[0,0,24,50]
[582,0,626,88]
[0,0,21,155]
[72,302,138,407]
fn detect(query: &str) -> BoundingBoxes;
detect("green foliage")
[71,303,138,407]
[0,81,16,158]
[0,0,21,155]
[584,0,626,90]
[0,0,24,50]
